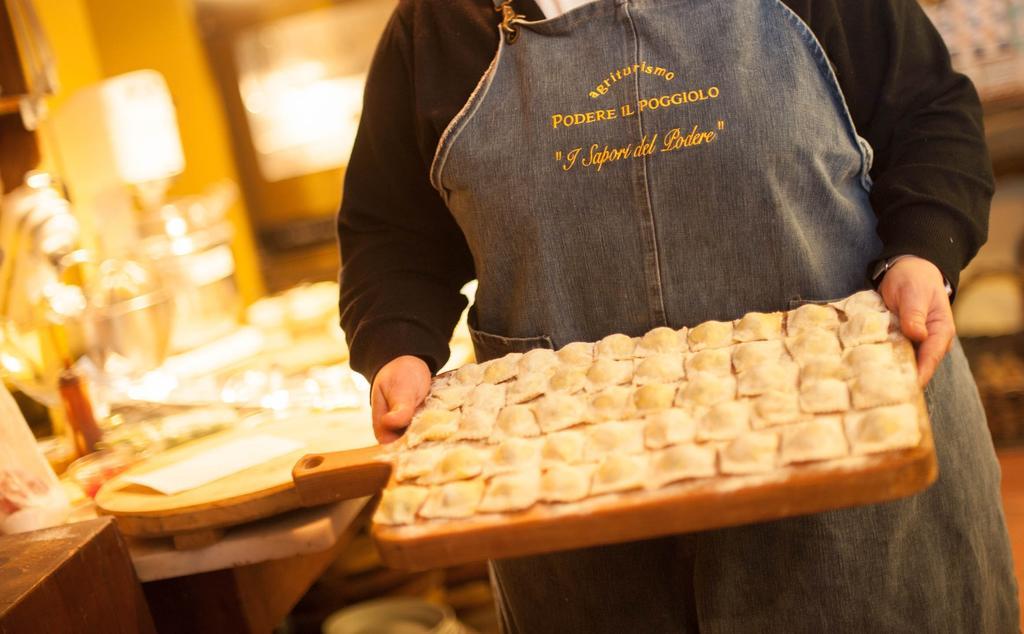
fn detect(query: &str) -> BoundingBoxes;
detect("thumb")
[897,289,929,343]
[378,378,429,429]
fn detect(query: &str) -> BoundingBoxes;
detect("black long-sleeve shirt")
[338,0,993,383]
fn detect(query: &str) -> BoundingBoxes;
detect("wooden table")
[133,499,371,633]
[0,518,156,634]
[35,497,372,633]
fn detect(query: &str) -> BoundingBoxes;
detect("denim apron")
[430,1,1019,631]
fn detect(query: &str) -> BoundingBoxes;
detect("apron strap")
[494,0,525,44]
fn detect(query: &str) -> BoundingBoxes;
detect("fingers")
[885,281,929,343]
[370,382,401,444]
[370,356,431,444]
[916,313,955,387]
[875,256,955,387]
[898,302,929,343]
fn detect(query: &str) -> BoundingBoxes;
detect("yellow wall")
[32,0,102,108]
[31,0,101,203]
[31,0,264,302]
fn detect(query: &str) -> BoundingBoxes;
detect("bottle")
[58,366,102,456]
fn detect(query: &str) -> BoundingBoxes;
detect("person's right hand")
[371,355,431,443]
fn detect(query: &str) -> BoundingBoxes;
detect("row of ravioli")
[431,290,894,395]
[405,336,916,450]
[376,402,922,526]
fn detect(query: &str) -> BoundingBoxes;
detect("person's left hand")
[877,255,954,387]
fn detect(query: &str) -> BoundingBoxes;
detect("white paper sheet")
[124,435,305,495]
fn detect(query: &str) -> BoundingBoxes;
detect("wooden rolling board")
[95,410,375,545]
[374,408,934,570]
[292,337,939,571]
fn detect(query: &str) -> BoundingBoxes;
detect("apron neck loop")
[494,0,525,44]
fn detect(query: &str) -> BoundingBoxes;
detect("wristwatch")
[870,255,954,297]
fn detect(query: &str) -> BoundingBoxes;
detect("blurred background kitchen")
[1,0,1024,632]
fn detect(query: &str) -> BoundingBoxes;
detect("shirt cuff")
[872,254,954,298]
[873,205,975,298]
[346,318,450,388]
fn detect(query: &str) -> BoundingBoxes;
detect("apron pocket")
[468,325,554,363]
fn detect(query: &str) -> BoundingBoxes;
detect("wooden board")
[294,403,935,570]
[376,414,934,570]
[95,410,375,541]
[292,340,939,570]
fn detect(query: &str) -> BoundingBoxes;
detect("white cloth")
[534,0,597,18]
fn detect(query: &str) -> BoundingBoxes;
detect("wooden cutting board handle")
[291,445,392,507]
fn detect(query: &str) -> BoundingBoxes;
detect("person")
[337,0,1020,631]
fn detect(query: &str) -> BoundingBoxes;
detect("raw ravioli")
[506,371,552,404]
[596,333,637,360]
[419,479,485,519]
[839,311,892,348]
[540,463,593,503]
[732,340,786,374]
[558,341,595,367]
[549,366,588,394]
[634,354,685,385]
[482,353,523,384]
[465,383,507,413]
[406,408,460,447]
[590,453,648,495]
[419,445,485,485]
[395,446,443,482]
[845,404,921,455]
[734,311,784,342]
[534,393,587,433]
[586,358,634,389]
[780,417,848,464]
[519,348,559,374]
[633,383,677,411]
[785,329,842,365]
[636,326,685,356]
[492,404,542,440]
[588,385,636,422]
[737,361,799,397]
[843,343,895,373]
[720,431,779,475]
[478,471,540,513]
[431,383,474,410]
[455,363,485,386]
[685,348,733,377]
[799,358,848,382]
[485,437,542,478]
[649,444,717,487]
[644,409,698,449]
[584,422,645,462]
[849,368,914,410]
[751,390,803,427]
[786,303,840,335]
[678,373,736,408]
[454,407,495,441]
[832,290,887,315]
[687,320,734,351]
[697,400,751,441]
[799,379,850,414]
[375,486,429,525]
[541,430,587,466]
